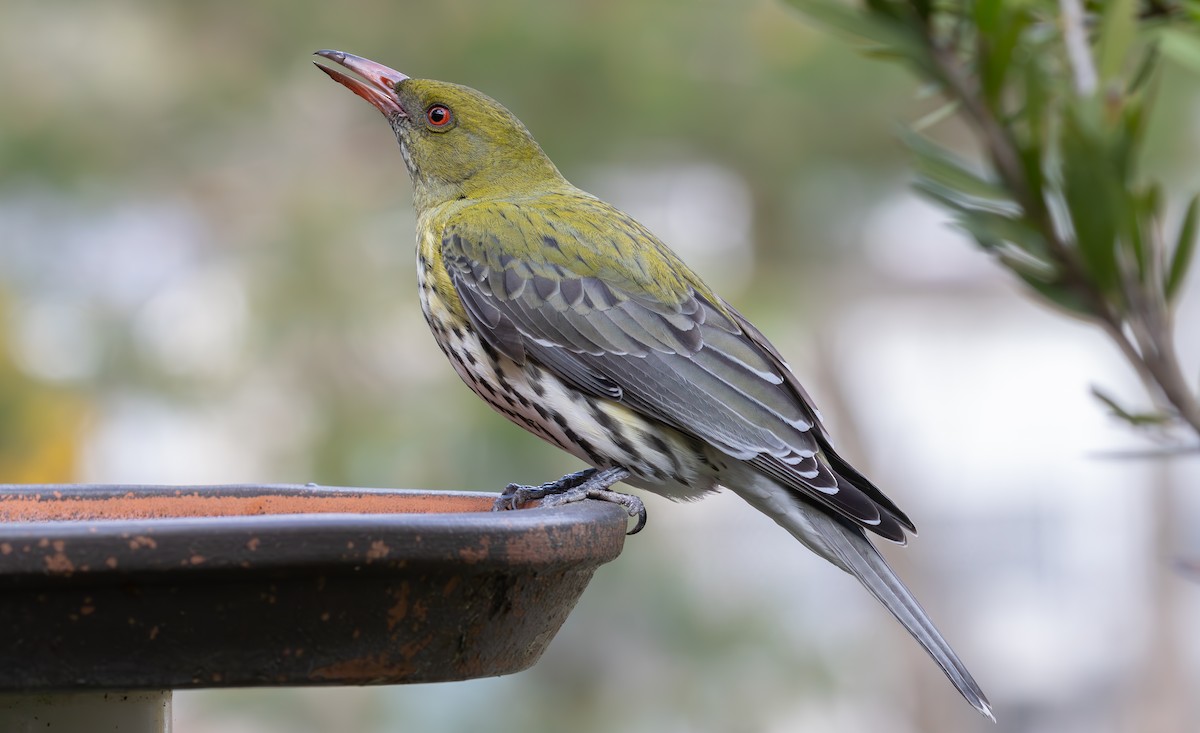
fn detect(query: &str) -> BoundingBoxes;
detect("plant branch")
[924,40,1115,338]
[915,4,1200,441]
[788,0,1199,440]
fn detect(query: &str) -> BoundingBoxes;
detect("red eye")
[426,104,452,127]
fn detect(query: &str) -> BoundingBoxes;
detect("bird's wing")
[440,195,912,540]
[721,302,915,536]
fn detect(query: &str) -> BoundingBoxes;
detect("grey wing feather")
[723,302,916,536]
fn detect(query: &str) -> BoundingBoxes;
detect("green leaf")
[972,0,1002,35]
[1097,0,1137,84]
[915,179,1020,219]
[863,0,901,19]
[1159,28,1200,75]
[996,249,1055,280]
[903,130,1014,203]
[1018,139,1046,213]
[977,5,1028,106]
[1128,45,1161,94]
[1129,183,1163,282]
[957,209,1049,259]
[1014,270,1095,318]
[1015,67,1050,208]
[1021,56,1048,150]
[1167,193,1199,301]
[1060,105,1124,292]
[1113,94,1147,180]
[1091,385,1173,427]
[910,100,961,132]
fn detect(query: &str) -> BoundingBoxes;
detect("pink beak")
[314,50,409,117]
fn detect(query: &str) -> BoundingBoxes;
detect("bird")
[314,49,993,720]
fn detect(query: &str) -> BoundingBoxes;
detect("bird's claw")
[541,487,647,534]
[492,466,645,534]
[491,484,524,512]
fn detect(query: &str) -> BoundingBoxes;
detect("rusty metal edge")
[0,485,629,580]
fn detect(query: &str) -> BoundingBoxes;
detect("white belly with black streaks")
[416,263,718,500]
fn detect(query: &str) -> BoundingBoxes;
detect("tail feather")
[811,509,994,721]
[736,477,994,721]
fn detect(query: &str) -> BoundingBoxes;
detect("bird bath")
[0,484,629,731]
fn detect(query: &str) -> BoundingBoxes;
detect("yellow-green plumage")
[315,50,993,720]
[420,193,702,320]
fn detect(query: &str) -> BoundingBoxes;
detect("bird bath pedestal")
[0,485,629,732]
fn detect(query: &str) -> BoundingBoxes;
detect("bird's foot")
[493,466,646,534]
[492,468,598,511]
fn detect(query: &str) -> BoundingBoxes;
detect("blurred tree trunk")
[1125,459,1189,733]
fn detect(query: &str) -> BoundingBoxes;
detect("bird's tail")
[736,477,995,721]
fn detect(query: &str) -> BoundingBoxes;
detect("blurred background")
[2,0,1199,731]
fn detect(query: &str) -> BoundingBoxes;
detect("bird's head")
[315,50,563,208]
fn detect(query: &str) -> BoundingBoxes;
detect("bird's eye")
[426,104,452,128]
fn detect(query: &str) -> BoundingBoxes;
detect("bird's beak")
[313,50,409,118]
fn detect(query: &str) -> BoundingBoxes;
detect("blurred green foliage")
[790,0,1200,439]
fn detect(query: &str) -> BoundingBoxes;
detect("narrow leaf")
[994,245,1056,279]
[910,100,961,132]
[1014,270,1095,318]
[903,130,1013,202]
[1022,58,1048,153]
[1128,45,1161,94]
[1091,385,1173,427]
[972,0,1002,34]
[978,7,1028,106]
[1167,193,1199,301]
[1129,183,1163,282]
[1160,28,1200,75]
[915,179,1020,218]
[1097,0,1137,84]
[1112,95,1147,181]
[1060,106,1123,292]
[957,210,1049,259]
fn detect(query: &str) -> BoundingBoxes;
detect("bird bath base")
[0,691,171,733]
